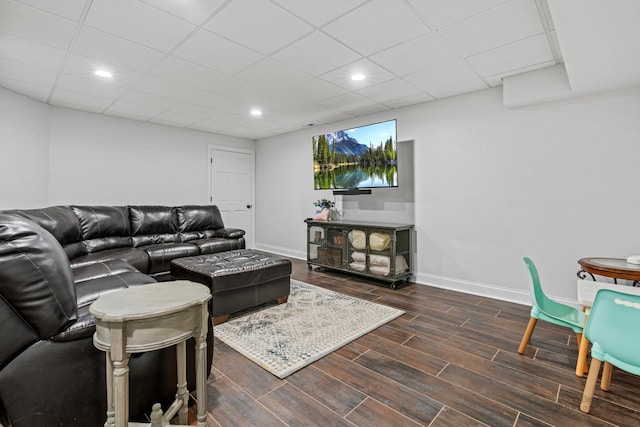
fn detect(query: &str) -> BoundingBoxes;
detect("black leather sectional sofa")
[0,205,245,427]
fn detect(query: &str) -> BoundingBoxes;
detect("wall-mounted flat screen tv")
[312,119,397,191]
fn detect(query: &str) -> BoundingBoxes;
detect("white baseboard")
[254,243,306,260]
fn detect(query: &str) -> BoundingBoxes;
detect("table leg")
[112,356,130,427]
[176,341,188,425]
[196,303,209,427]
[104,352,115,427]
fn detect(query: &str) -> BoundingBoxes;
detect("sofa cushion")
[3,206,88,260]
[129,206,179,247]
[69,247,150,273]
[0,214,77,339]
[175,205,225,234]
[141,243,199,274]
[72,259,143,284]
[72,206,130,239]
[189,237,245,254]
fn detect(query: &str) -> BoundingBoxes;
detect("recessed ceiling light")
[351,73,365,81]
[250,109,262,117]
[94,69,113,78]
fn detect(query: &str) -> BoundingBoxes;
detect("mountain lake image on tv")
[313,119,397,190]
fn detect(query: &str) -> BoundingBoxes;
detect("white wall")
[0,87,50,209]
[48,107,254,206]
[0,88,255,209]
[255,86,640,305]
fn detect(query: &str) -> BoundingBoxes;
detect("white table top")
[90,281,210,322]
[577,279,640,312]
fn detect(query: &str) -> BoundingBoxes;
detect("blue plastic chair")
[518,257,586,355]
[580,289,640,413]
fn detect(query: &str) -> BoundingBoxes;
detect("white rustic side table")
[90,281,211,427]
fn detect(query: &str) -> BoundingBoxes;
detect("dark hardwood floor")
[194,258,640,426]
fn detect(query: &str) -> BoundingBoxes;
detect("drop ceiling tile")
[149,111,199,127]
[272,31,361,76]
[0,77,50,101]
[73,26,166,73]
[139,0,226,25]
[187,118,237,134]
[369,33,459,76]
[50,89,114,113]
[166,103,219,120]
[13,0,87,21]
[319,92,378,113]
[429,79,488,98]
[439,0,545,57]
[0,33,66,71]
[204,0,313,55]
[118,90,179,110]
[383,92,434,108]
[407,0,508,29]
[271,0,368,27]
[105,101,165,121]
[173,29,263,75]
[346,102,390,117]
[484,59,556,85]
[322,0,429,56]
[84,0,196,52]
[56,73,126,100]
[63,54,145,88]
[148,56,233,92]
[279,78,347,101]
[0,1,76,50]
[236,58,313,91]
[188,90,237,110]
[319,58,396,90]
[134,75,207,103]
[0,57,58,87]
[404,60,479,92]
[357,78,424,104]
[466,33,554,77]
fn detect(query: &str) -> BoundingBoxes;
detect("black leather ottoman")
[170,249,292,324]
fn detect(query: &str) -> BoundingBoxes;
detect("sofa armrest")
[214,228,245,239]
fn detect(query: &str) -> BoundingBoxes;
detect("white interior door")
[208,146,255,248]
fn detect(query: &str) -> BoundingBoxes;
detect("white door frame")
[207,145,255,249]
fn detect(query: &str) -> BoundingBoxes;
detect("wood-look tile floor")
[190,258,640,426]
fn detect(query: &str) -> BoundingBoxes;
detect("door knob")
[246,204,253,209]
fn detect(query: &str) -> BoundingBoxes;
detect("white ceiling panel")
[467,33,554,77]
[319,59,396,90]
[271,0,368,27]
[0,57,58,87]
[0,0,77,50]
[0,76,50,101]
[84,0,195,52]
[404,60,479,93]
[13,0,87,21]
[235,58,313,91]
[173,29,263,75]
[439,0,544,57]
[408,0,508,29]
[50,88,113,113]
[0,33,66,71]
[323,0,430,56]
[56,73,126,100]
[272,31,361,76]
[139,0,226,25]
[357,79,425,104]
[72,26,166,73]
[204,0,313,55]
[3,0,635,139]
[369,33,459,77]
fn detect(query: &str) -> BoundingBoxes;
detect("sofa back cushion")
[128,205,179,247]
[0,214,77,346]
[2,206,87,259]
[71,206,131,253]
[175,205,224,241]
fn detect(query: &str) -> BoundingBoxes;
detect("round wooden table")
[90,281,211,427]
[577,257,640,285]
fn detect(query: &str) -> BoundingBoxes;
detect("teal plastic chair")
[580,289,640,413]
[518,257,586,355]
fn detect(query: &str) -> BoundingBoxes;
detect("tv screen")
[312,119,397,191]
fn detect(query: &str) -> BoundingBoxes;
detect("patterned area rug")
[214,279,404,379]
